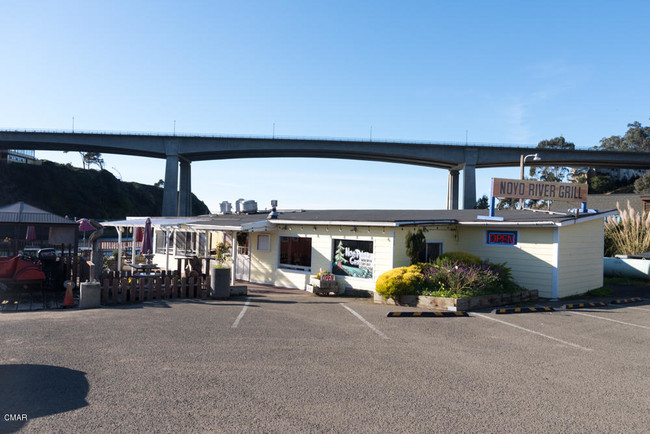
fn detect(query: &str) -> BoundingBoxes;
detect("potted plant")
[210,241,231,299]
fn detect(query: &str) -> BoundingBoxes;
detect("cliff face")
[0,161,210,219]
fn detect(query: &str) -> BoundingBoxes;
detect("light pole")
[519,153,541,209]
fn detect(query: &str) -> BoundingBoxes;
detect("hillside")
[0,161,210,219]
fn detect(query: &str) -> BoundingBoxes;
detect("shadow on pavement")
[0,364,89,433]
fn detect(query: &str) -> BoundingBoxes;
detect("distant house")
[551,194,650,214]
[0,202,77,256]
[0,149,40,165]
[568,167,646,183]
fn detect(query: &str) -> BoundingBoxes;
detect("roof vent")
[267,200,278,219]
[219,201,232,214]
[235,198,245,213]
[242,200,258,213]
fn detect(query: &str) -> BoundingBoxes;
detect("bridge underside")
[161,159,472,216]
[3,131,650,216]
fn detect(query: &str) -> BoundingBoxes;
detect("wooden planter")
[309,277,341,295]
[374,290,538,312]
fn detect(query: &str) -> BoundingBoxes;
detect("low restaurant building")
[106,207,615,299]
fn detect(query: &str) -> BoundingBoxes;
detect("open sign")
[321,273,335,281]
[487,231,517,245]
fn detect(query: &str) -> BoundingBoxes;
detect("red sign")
[487,231,517,245]
[321,273,335,281]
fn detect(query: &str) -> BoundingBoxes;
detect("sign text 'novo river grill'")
[492,178,588,202]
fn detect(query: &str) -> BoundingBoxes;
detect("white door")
[236,245,251,281]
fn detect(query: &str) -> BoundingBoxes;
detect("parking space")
[2,287,649,432]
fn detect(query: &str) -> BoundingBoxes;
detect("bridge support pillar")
[462,164,476,209]
[179,159,192,217]
[162,154,179,216]
[447,169,460,210]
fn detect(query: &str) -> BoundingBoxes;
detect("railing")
[100,270,208,305]
[0,128,540,148]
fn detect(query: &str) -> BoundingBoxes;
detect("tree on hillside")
[595,121,650,152]
[526,136,575,208]
[154,179,164,188]
[529,136,575,183]
[474,195,489,209]
[81,152,105,170]
[634,172,650,193]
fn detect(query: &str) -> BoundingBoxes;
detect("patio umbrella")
[77,218,95,244]
[25,225,37,242]
[141,218,153,255]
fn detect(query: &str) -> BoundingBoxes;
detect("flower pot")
[210,267,231,299]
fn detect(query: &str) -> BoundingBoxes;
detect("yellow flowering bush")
[375,265,424,300]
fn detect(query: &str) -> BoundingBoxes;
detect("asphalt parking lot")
[1,285,649,433]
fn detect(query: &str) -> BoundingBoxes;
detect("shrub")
[604,201,650,256]
[405,229,426,264]
[421,261,496,296]
[420,259,520,297]
[375,265,424,300]
[437,251,482,266]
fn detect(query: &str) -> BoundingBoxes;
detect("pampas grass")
[604,200,650,256]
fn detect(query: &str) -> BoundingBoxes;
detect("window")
[257,234,271,251]
[279,236,312,271]
[426,242,443,262]
[155,230,170,254]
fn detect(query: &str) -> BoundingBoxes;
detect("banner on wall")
[332,239,374,279]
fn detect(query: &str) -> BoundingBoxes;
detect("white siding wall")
[457,226,556,297]
[557,219,604,296]
[249,226,395,292]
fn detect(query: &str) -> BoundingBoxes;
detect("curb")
[387,311,469,318]
[565,302,607,309]
[610,297,643,304]
[494,307,554,314]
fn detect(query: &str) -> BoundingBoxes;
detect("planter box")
[373,290,538,312]
[309,277,342,295]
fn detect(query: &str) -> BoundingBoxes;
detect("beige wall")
[557,218,604,297]
[249,226,395,291]
[457,226,556,297]
[392,226,459,268]
[178,218,606,298]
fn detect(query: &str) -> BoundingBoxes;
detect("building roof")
[265,208,615,227]
[103,208,616,232]
[0,201,77,225]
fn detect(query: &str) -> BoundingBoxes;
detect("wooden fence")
[100,270,209,305]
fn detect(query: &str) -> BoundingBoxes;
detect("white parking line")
[473,313,592,351]
[231,298,252,328]
[568,311,650,330]
[627,306,650,312]
[340,303,389,340]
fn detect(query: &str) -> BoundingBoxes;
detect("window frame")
[425,240,444,262]
[256,234,271,252]
[277,235,312,273]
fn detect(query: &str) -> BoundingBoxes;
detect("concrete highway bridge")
[2,130,650,216]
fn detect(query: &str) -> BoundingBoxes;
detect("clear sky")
[2,1,648,213]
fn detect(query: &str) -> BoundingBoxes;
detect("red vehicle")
[0,254,45,292]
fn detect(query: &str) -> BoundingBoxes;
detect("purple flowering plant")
[419,259,513,297]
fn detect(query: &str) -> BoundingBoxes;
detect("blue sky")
[2,1,649,213]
